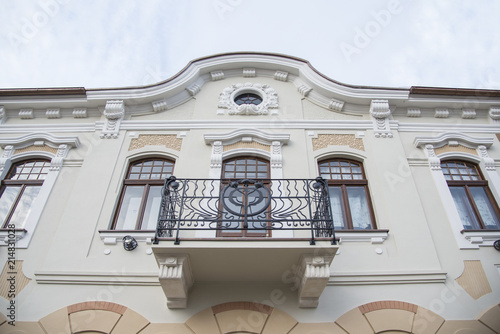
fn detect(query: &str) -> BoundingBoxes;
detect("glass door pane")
[142,186,163,230]
[329,186,347,229]
[469,187,500,229]
[346,186,373,229]
[0,186,22,226]
[8,186,41,228]
[450,187,481,229]
[115,186,145,230]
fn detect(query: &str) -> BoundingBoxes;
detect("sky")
[1,0,499,90]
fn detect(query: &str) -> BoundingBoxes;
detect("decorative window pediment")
[217,82,278,115]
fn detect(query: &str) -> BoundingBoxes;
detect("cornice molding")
[414,132,494,149]
[0,133,80,149]
[204,128,290,145]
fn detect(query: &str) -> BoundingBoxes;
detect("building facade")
[0,53,499,333]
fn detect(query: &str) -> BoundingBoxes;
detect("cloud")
[0,0,499,89]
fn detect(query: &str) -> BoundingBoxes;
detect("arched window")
[318,159,376,230]
[112,158,174,230]
[220,157,270,236]
[0,159,51,229]
[441,160,500,230]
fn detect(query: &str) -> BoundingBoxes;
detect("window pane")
[469,187,500,229]
[115,186,145,230]
[346,186,373,229]
[141,186,162,230]
[450,187,481,230]
[8,186,41,229]
[0,186,22,226]
[329,186,347,229]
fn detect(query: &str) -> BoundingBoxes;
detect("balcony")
[152,177,338,308]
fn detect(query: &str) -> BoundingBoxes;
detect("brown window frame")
[318,158,377,230]
[0,159,51,228]
[112,158,174,230]
[441,160,500,230]
[219,156,271,237]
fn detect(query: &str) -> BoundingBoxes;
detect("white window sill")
[335,229,389,244]
[461,230,500,247]
[99,230,155,245]
[0,229,27,246]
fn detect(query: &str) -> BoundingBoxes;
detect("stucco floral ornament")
[217,82,279,115]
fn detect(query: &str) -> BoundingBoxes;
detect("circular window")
[234,93,262,106]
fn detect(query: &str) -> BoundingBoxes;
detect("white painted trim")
[336,230,389,244]
[414,132,494,149]
[461,230,500,247]
[34,271,159,285]
[329,271,447,285]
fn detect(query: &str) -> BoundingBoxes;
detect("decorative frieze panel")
[312,134,365,151]
[370,100,392,138]
[129,134,183,151]
[14,145,59,155]
[101,100,125,139]
[223,141,270,152]
[217,82,278,116]
[434,144,478,157]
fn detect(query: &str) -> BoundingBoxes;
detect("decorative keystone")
[101,100,125,139]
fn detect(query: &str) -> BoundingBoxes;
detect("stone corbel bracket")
[157,254,194,309]
[297,254,334,308]
[369,100,392,138]
[101,100,125,139]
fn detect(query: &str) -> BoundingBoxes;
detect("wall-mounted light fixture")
[123,235,138,251]
[494,240,500,251]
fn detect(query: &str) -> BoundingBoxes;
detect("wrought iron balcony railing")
[154,176,336,245]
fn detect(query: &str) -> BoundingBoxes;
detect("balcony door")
[219,157,270,237]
